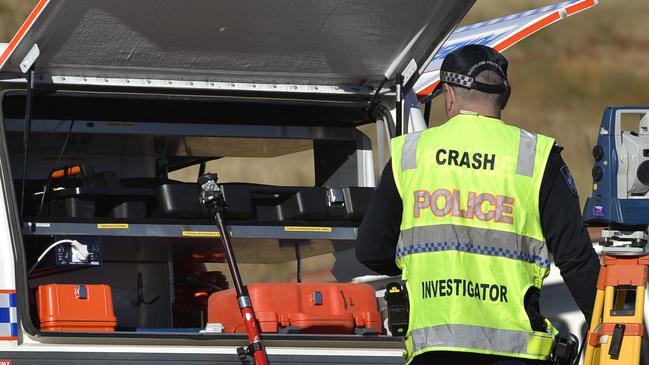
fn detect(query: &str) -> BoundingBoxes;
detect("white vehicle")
[0,1,596,364]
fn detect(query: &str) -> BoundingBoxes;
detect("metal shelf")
[5,118,356,140]
[23,221,358,240]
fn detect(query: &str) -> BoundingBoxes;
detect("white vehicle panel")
[414,0,598,97]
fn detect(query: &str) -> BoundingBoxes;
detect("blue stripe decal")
[396,241,551,268]
[0,292,18,339]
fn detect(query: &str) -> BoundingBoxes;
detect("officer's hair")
[451,70,506,108]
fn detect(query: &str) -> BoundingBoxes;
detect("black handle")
[608,324,625,359]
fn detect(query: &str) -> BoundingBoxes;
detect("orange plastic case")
[37,284,117,332]
[208,283,382,334]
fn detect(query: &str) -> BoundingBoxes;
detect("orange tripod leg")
[585,255,648,365]
[585,287,605,365]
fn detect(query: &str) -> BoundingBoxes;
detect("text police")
[414,189,515,224]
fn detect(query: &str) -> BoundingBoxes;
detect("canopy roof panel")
[0,0,474,97]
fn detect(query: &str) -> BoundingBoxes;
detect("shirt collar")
[452,110,504,124]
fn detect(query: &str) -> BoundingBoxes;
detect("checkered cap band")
[440,71,474,88]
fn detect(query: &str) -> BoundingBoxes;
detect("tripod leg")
[630,286,644,365]
[586,264,609,365]
[585,287,606,365]
[598,285,644,364]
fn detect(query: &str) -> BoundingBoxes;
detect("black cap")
[431,44,509,98]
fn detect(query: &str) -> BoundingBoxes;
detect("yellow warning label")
[97,223,129,229]
[284,226,332,233]
[182,231,221,237]
[106,122,135,127]
[389,287,401,293]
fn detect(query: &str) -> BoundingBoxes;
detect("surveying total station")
[583,107,649,364]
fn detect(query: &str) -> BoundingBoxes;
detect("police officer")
[356,45,600,365]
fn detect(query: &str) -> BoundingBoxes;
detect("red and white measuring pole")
[199,173,269,365]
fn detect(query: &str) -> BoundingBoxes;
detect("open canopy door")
[0,0,473,97]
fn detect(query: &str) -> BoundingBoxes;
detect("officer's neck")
[452,104,501,119]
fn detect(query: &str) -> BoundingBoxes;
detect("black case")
[154,183,372,222]
[47,187,154,218]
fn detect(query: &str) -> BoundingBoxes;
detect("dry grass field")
[2,0,648,205]
[0,0,34,41]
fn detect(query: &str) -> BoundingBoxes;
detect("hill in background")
[2,1,648,206]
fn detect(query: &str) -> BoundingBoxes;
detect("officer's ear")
[444,84,457,117]
[499,82,511,110]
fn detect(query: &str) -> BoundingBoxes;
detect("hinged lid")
[0,0,474,97]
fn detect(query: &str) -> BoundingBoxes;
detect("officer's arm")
[540,147,600,323]
[356,160,402,276]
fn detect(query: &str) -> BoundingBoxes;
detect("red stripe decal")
[416,80,440,98]
[416,13,561,98]
[566,0,597,15]
[0,0,49,70]
[0,290,16,294]
[0,337,18,341]
[416,12,561,99]
[415,1,598,99]
[495,12,562,53]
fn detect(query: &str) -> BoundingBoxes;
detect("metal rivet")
[82,77,87,81]
[125,79,130,83]
[210,82,215,86]
[146,80,151,84]
[60,76,65,81]
[293,85,298,89]
[189,81,193,86]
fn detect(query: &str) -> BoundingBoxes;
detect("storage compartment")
[4,92,381,336]
[207,283,382,334]
[36,284,117,332]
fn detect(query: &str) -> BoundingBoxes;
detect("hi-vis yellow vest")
[391,112,556,363]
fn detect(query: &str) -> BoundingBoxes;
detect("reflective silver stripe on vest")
[516,129,537,177]
[396,224,549,268]
[411,324,550,357]
[401,132,423,171]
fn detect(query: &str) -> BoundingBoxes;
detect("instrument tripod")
[585,230,649,365]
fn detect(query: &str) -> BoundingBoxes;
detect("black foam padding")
[156,183,372,222]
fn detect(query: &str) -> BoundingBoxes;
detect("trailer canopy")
[0,0,473,97]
